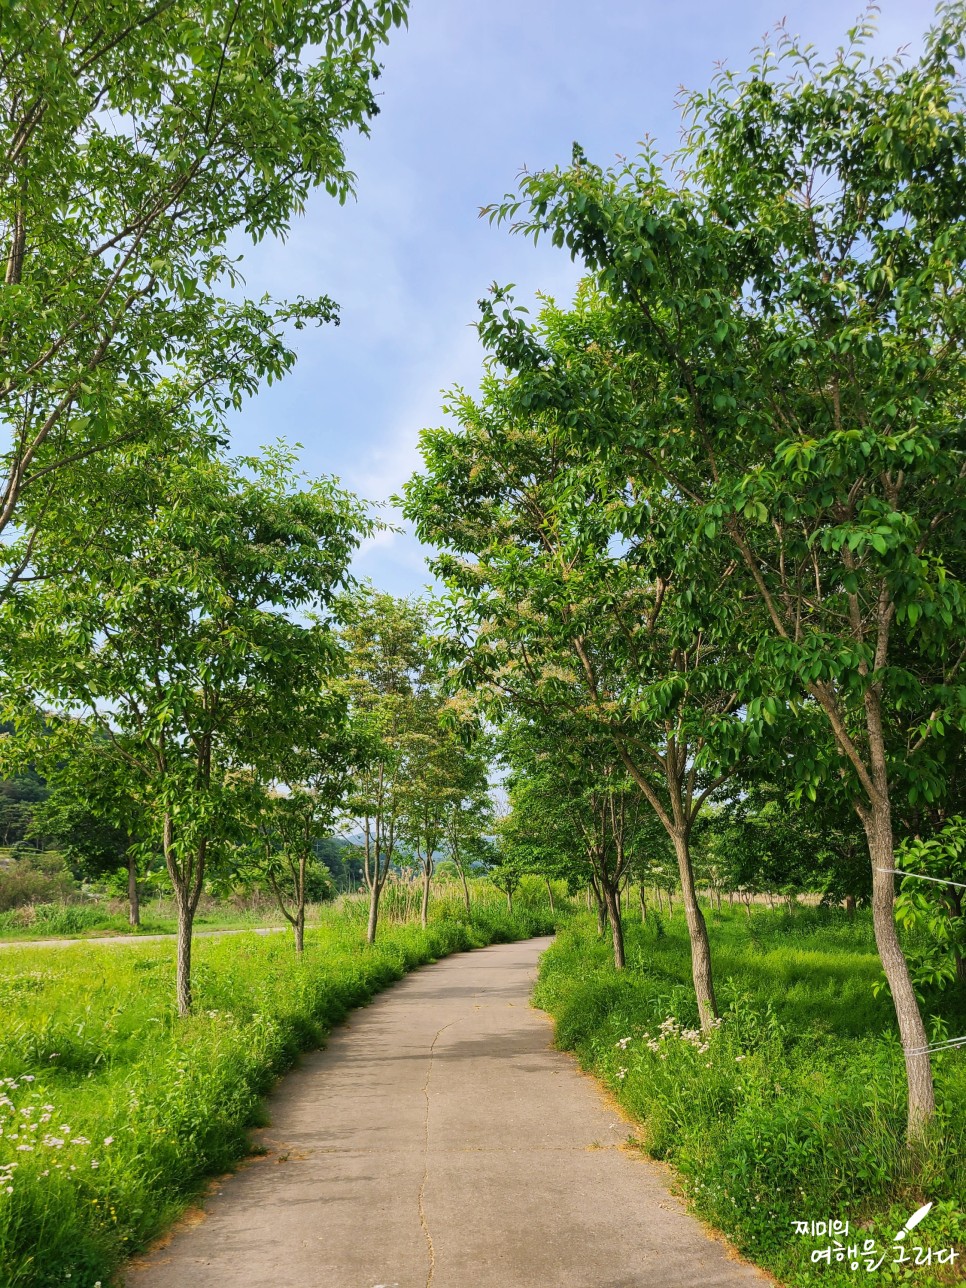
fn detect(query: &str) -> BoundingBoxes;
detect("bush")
[0,854,78,912]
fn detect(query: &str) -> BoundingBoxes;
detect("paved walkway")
[124,937,770,1288]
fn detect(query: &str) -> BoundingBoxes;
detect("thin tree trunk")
[295,852,306,956]
[655,885,663,914]
[127,855,140,928]
[163,814,201,1018]
[603,882,625,969]
[366,878,381,945]
[672,831,718,1031]
[454,859,471,913]
[545,878,555,915]
[845,894,856,917]
[174,884,193,1017]
[639,883,647,923]
[506,889,513,914]
[421,860,431,930]
[861,799,935,1141]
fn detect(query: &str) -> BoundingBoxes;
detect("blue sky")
[228,0,938,597]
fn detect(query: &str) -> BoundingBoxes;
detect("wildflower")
[70,1137,90,1146]
[4,1186,11,1194]
[616,1067,628,1080]
[21,1076,34,1083]
[103,1136,114,1147]
[15,1145,32,1152]
[91,1160,99,1169]
[616,1037,632,1050]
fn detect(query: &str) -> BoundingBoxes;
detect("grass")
[0,898,300,941]
[0,882,558,1288]
[534,904,966,1288]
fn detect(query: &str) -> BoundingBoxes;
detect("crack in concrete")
[419,1017,461,1288]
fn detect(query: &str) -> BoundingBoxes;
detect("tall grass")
[535,906,966,1288]
[0,883,558,1288]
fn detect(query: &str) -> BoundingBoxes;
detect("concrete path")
[124,937,770,1288]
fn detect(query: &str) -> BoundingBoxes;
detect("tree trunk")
[861,799,935,1141]
[421,861,431,930]
[845,894,856,918]
[455,860,471,913]
[595,895,608,937]
[655,885,663,914]
[366,878,381,945]
[672,831,718,1031]
[545,878,555,915]
[639,883,647,923]
[174,885,193,1018]
[586,886,593,911]
[295,853,306,956]
[163,815,202,1018]
[127,855,140,928]
[506,889,513,914]
[602,883,625,969]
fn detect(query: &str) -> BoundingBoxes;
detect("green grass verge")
[0,886,557,1287]
[0,901,298,941]
[534,907,966,1288]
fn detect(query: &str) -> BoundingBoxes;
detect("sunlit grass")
[0,883,558,1287]
[535,906,966,1288]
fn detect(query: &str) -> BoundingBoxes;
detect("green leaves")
[0,0,407,602]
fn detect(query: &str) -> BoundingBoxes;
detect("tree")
[478,6,966,1139]
[7,444,367,1012]
[0,0,408,610]
[241,697,354,954]
[399,691,492,928]
[499,719,648,968]
[341,590,431,944]
[443,769,493,913]
[28,743,146,925]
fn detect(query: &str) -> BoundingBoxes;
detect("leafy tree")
[28,748,146,925]
[240,694,354,953]
[7,444,367,1012]
[399,692,492,928]
[0,0,408,608]
[499,719,649,968]
[341,590,431,944]
[443,765,493,913]
[477,7,966,1138]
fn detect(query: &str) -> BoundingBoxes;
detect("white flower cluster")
[640,1015,723,1059]
[0,1078,114,1191]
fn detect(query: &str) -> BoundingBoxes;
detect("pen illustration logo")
[894,1202,933,1242]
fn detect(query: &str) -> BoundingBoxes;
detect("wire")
[876,867,966,891]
